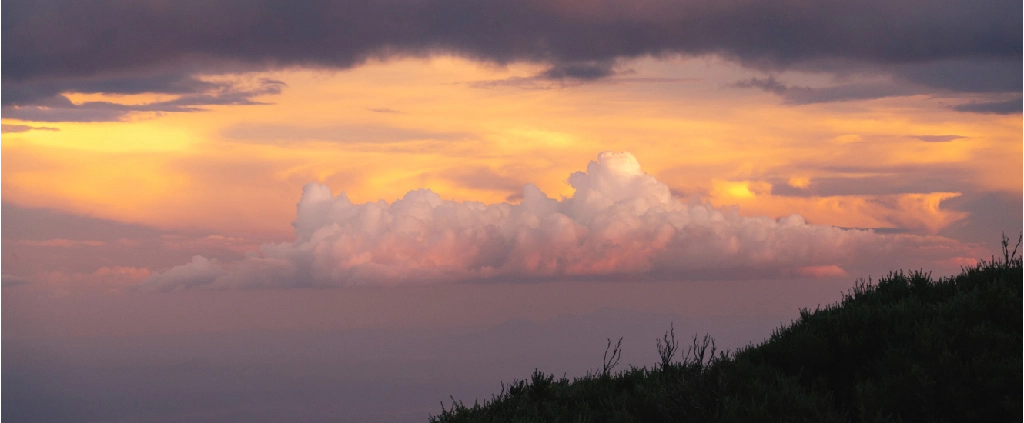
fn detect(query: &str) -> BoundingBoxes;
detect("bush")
[431,234,1023,423]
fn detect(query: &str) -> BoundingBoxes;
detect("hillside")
[431,236,1023,423]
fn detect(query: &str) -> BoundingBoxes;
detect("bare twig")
[602,337,623,376]
[684,333,717,368]
[657,323,679,369]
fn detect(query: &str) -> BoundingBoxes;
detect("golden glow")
[726,182,755,198]
[787,176,811,189]
[2,55,1020,237]
[711,180,771,199]
[2,120,197,153]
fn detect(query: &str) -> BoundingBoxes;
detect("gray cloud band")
[3,0,1020,106]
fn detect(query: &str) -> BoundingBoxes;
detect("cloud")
[892,59,1022,93]
[2,274,32,287]
[467,62,624,90]
[1,78,286,122]
[951,98,1023,114]
[938,191,1024,246]
[142,152,979,290]
[733,76,927,104]
[912,135,967,143]
[1,124,59,133]
[766,165,977,197]
[1,73,230,106]
[467,70,693,90]
[438,166,524,194]
[4,0,1019,105]
[17,239,107,247]
[220,123,467,144]
[2,202,166,242]
[5,0,1020,78]
[733,76,790,95]
[781,83,926,105]
[1,202,264,275]
[539,61,619,80]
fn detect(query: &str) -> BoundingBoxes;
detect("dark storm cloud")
[3,0,1020,94]
[0,0,1019,117]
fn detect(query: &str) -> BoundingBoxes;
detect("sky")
[2,1,1021,421]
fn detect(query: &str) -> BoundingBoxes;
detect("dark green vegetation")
[431,235,1023,423]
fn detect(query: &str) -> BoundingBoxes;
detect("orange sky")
[3,55,1019,245]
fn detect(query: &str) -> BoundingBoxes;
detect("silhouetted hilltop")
[432,236,1023,423]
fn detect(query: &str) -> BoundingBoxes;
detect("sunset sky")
[2,0,1021,421]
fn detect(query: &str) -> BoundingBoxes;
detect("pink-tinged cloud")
[142,152,980,290]
[17,239,107,247]
[792,265,849,278]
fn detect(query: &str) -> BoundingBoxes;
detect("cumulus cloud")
[142,152,979,290]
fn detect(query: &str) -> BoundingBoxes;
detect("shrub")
[431,234,1023,423]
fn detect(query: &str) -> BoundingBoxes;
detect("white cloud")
[142,152,977,290]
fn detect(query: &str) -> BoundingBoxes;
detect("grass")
[430,234,1022,423]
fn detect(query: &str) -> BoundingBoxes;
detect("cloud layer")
[5,0,1019,80]
[2,77,286,122]
[142,152,976,290]
[4,0,1020,119]
[2,274,32,287]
